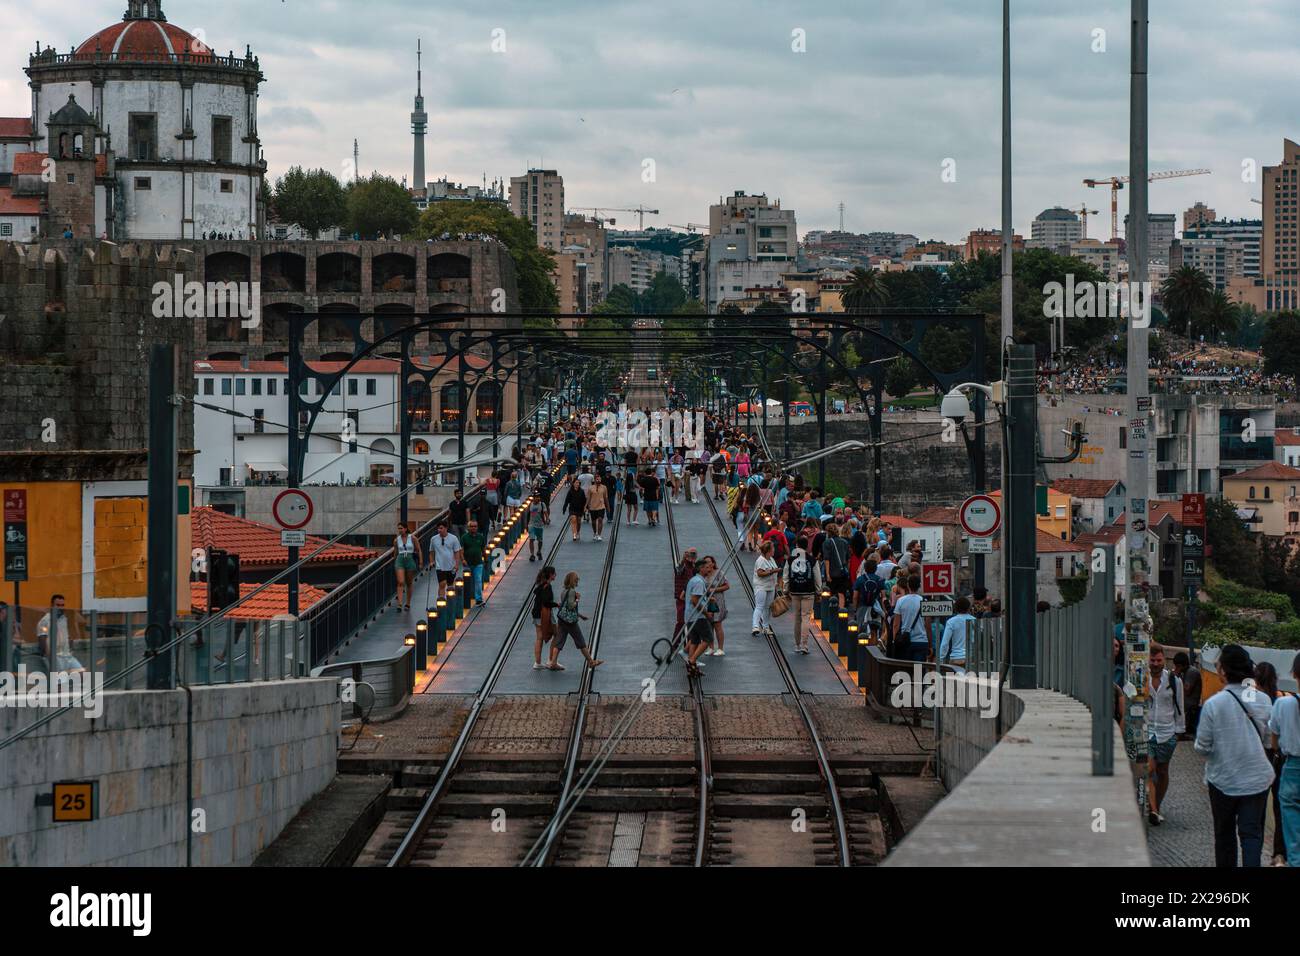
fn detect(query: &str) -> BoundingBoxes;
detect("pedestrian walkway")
[1144,745,1280,867]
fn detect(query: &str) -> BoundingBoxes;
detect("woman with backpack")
[1195,644,1276,866]
[530,566,558,670]
[547,571,604,671]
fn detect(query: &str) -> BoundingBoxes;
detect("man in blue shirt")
[939,596,975,670]
[891,575,928,662]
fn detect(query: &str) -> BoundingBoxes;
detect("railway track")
[357,460,612,867]
[700,491,857,866]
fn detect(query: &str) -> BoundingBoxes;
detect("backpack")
[788,549,814,591]
[824,536,849,579]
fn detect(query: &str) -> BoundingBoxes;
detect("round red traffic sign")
[959,494,1001,537]
[272,489,313,530]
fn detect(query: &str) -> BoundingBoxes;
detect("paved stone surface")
[706,695,812,756]
[884,690,1151,867]
[337,694,470,757]
[808,695,935,757]
[467,695,573,756]
[1143,743,1280,867]
[582,697,695,757]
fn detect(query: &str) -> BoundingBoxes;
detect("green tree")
[842,266,889,313]
[1261,311,1300,379]
[345,173,418,239]
[413,199,558,315]
[884,355,919,398]
[1159,265,1214,336]
[1205,497,1260,584]
[640,270,687,314]
[272,167,347,239]
[1193,290,1240,343]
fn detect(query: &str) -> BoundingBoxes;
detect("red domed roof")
[74,19,213,62]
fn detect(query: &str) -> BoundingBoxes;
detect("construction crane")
[1070,204,1099,240]
[1083,169,1210,240]
[668,223,710,234]
[569,205,661,230]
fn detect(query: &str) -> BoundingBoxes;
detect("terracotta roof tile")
[192,506,377,568]
[1227,461,1300,482]
[0,186,41,216]
[190,581,327,619]
[1276,430,1300,447]
[912,506,959,525]
[878,513,923,528]
[12,152,46,175]
[1051,478,1120,499]
[0,117,32,138]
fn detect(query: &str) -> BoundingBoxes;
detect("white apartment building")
[608,246,680,294]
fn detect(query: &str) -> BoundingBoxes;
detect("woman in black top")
[562,477,587,542]
[531,566,558,670]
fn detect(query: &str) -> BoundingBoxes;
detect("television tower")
[411,39,428,200]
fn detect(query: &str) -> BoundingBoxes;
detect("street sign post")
[920,598,954,617]
[1181,493,1207,655]
[3,489,28,583]
[959,494,1001,538]
[272,489,313,530]
[920,562,955,597]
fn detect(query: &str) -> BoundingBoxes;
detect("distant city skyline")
[0,0,1291,241]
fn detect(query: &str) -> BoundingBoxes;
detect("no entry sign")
[272,489,313,530]
[959,494,1001,537]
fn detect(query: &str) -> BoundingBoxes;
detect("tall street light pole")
[1123,0,1153,786]
[1000,0,1014,346]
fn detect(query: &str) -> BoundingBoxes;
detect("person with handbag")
[751,540,780,637]
[1195,644,1276,867]
[890,575,928,662]
[547,571,603,671]
[531,566,558,670]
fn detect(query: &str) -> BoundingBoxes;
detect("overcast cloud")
[2,0,1294,241]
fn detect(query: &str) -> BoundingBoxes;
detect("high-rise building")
[705,191,797,310]
[509,169,565,250]
[1169,237,1245,290]
[1031,208,1083,249]
[1262,139,1300,311]
[1123,212,1177,264]
[1184,218,1262,277]
[608,247,680,294]
[1183,201,1215,233]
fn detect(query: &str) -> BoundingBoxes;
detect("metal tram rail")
[664,493,713,867]
[386,465,568,867]
[525,495,624,866]
[701,491,852,867]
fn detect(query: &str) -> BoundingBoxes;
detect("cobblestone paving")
[582,697,696,757]
[339,695,471,756]
[706,695,812,755]
[466,694,574,755]
[808,696,935,757]
[1144,745,1279,867]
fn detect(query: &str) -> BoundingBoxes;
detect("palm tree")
[842,266,889,314]
[1193,290,1240,343]
[1159,265,1213,336]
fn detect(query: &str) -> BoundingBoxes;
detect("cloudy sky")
[2,0,1295,242]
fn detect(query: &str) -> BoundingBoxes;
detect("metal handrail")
[313,646,415,723]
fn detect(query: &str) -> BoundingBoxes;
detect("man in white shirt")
[1146,645,1185,826]
[428,520,462,600]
